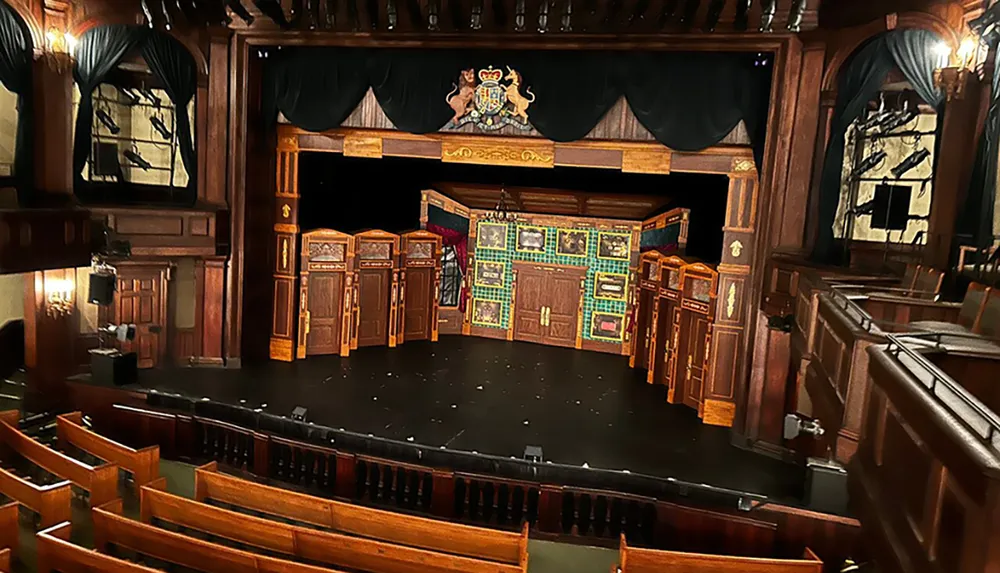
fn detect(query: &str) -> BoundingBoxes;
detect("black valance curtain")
[73,25,200,203]
[0,0,33,202]
[811,29,944,262]
[265,49,772,166]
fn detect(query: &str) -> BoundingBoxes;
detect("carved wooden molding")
[622,148,672,174]
[442,138,555,168]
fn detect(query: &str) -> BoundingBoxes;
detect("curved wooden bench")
[37,521,160,572]
[618,534,822,573]
[195,461,528,566]
[143,478,526,573]
[0,410,118,506]
[56,412,160,486]
[0,465,71,529]
[93,499,343,573]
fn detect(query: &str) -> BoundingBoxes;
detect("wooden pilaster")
[703,164,758,427]
[269,137,300,362]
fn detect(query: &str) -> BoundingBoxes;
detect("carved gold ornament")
[727,283,736,318]
[442,141,554,168]
[282,238,289,269]
[730,240,743,258]
[731,158,755,173]
[282,204,291,218]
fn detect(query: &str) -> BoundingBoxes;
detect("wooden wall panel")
[269,142,300,362]
[204,32,229,206]
[91,208,218,257]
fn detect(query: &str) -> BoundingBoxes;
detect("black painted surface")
[139,337,804,501]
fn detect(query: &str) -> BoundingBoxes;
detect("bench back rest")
[901,264,920,290]
[92,502,335,573]
[37,522,159,573]
[620,535,822,573]
[979,288,1000,338]
[958,284,991,331]
[142,483,526,573]
[912,266,944,297]
[56,412,160,486]
[194,463,527,566]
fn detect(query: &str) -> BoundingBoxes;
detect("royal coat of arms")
[445,66,535,131]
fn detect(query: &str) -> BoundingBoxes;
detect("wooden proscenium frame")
[268,126,759,427]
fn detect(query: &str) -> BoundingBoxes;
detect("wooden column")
[32,57,73,197]
[703,162,758,427]
[24,270,78,412]
[269,137,300,361]
[926,76,985,269]
[202,30,230,206]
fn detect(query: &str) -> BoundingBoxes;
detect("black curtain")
[368,49,459,134]
[142,30,198,203]
[264,47,369,132]
[72,25,148,183]
[0,0,33,202]
[266,50,772,160]
[811,35,895,262]
[512,51,621,143]
[885,29,944,110]
[959,68,999,251]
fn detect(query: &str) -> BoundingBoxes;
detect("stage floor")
[138,337,805,502]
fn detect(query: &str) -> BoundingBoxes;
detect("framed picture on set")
[472,299,503,327]
[590,312,625,341]
[477,222,508,250]
[597,232,631,260]
[475,261,505,288]
[594,273,628,301]
[516,226,547,253]
[556,229,588,257]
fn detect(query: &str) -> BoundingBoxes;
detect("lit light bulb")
[932,42,952,65]
[957,37,977,67]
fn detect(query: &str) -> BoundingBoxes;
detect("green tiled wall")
[471,221,632,339]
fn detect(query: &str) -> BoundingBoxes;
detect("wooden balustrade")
[851,342,1000,573]
[56,412,160,486]
[92,498,340,573]
[194,462,528,566]
[142,478,528,573]
[67,388,862,568]
[0,410,118,507]
[618,533,822,573]
[36,521,160,572]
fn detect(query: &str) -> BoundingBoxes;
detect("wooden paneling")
[204,32,229,206]
[269,144,300,362]
[91,208,219,257]
[99,263,170,369]
[0,209,91,274]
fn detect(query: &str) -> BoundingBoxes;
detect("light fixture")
[485,186,518,223]
[876,101,918,133]
[933,32,980,101]
[851,150,886,179]
[890,148,930,179]
[43,27,76,73]
[44,278,74,318]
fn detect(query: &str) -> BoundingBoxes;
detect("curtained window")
[0,83,15,179]
[439,245,462,307]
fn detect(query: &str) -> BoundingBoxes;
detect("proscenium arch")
[70,19,209,78]
[820,10,961,93]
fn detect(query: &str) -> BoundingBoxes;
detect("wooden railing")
[56,412,160,486]
[851,340,1000,573]
[70,395,861,568]
[36,521,160,572]
[618,533,822,573]
[92,499,338,573]
[194,462,529,566]
[0,410,119,506]
[142,479,528,573]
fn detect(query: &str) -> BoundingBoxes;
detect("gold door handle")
[305,311,311,334]
[541,306,550,327]
[685,355,693,381]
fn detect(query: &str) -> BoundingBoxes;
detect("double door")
[512,263,584,348]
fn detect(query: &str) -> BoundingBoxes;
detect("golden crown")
[478,67,503,82]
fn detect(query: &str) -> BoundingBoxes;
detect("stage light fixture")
[890,148,930,179]
[291,406,308,421]
[523,445,543,463]
[96,109,121,134]
[150,116,172,140]
[139,88,162,107]
[124,149,153,170]
[851,150,886,179]
[116,87,141,106]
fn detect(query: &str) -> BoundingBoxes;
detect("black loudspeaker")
[89,349,138,386]
[88,273,116,306]
[805,457,849,514]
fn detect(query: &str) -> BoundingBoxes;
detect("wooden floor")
[138,337,806,503]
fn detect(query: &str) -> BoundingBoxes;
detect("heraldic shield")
[445,66,535,131]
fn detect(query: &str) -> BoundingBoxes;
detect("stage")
[136,337,805,502]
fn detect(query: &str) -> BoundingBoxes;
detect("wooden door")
[651,297,671,384]
[546,272,582,347]
[102,267,167,369]
[634,290,654,369]
[357,269,390,347]
[404,267,433,341]
[306,272,343,355]
[512,267,545,344]
[678,312,711,410]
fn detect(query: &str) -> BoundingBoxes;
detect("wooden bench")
[37,521,160,572]
[0,464,71,529]
[195,461,528,566]
[93,499,343,573]
[56,412,160,486]
[142,478,527,573]
[618,534,822,573]
[0,410,119,507]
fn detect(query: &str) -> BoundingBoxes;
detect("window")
[0,83,17,179]
[440,245,462,307]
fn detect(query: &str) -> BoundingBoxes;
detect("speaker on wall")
[88,273,116,306]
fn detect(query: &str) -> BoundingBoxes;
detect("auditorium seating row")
[764,258,1000,573]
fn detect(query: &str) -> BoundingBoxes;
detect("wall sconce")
[932,35,979,101]
[44,278,75,318]
[43,27,77,74]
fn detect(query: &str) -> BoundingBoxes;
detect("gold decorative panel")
[309,241,346,262]
[343,134,384,158]
[442,140,554,168]
[622,148,671,174]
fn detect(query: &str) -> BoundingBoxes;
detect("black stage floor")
[138,337,805,502]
